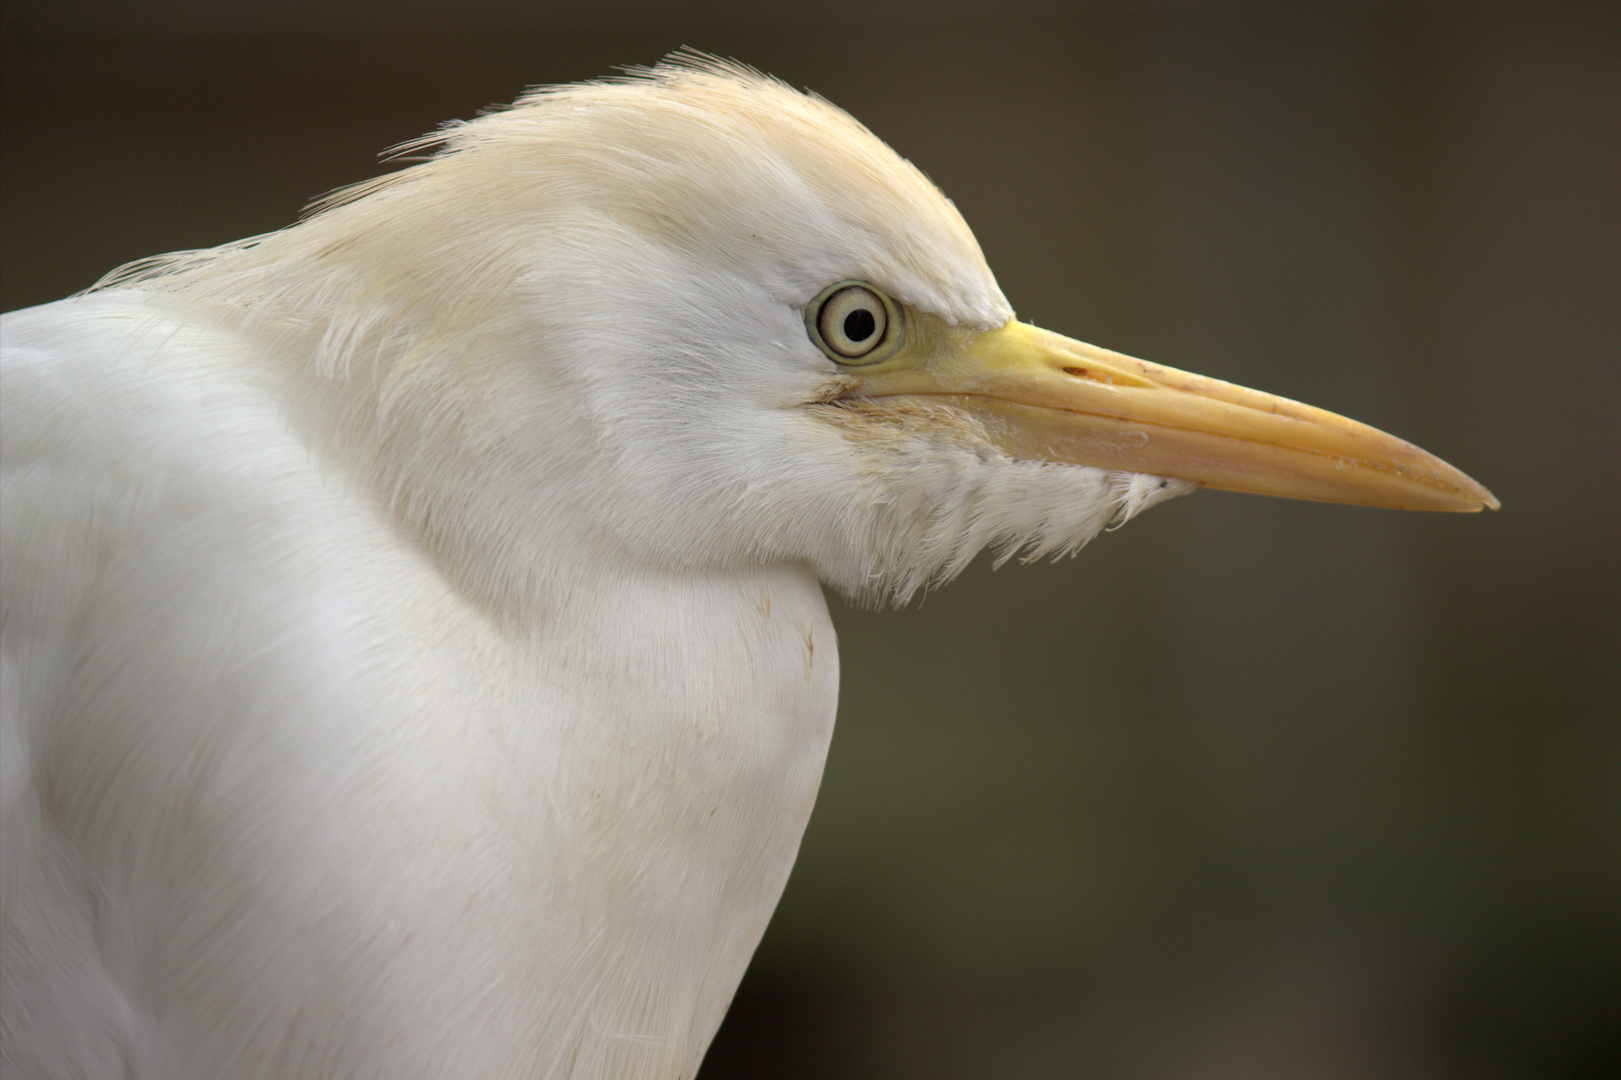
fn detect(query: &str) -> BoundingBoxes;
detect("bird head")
[121,57,1495,608]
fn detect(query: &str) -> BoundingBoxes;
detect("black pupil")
[843,308,877,342]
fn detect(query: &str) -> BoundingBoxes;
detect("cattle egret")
[0,58,1496,1080]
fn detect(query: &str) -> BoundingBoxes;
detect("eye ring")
[806,281,902,365]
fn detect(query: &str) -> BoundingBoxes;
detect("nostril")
[1062,365,1113,384]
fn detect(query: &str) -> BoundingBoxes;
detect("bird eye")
[808,282,901,364]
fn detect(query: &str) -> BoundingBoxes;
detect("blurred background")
[3,1,1616,1077]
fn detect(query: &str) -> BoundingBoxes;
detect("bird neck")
[256,318,733,627]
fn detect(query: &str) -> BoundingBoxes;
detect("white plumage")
[0,59,1493,1079]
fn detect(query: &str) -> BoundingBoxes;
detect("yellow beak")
[848,319,1498,512]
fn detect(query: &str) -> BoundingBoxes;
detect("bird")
[0,56,1496,1080]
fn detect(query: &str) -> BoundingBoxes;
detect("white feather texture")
[1,58,1186,1079]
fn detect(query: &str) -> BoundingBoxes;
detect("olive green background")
[3,2,1616,1077]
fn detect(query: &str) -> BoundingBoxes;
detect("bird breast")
[1,293,839,1079]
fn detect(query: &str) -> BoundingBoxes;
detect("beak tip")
[1454,474,1499,512]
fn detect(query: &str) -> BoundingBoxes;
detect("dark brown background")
[3,2,1617,1077]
